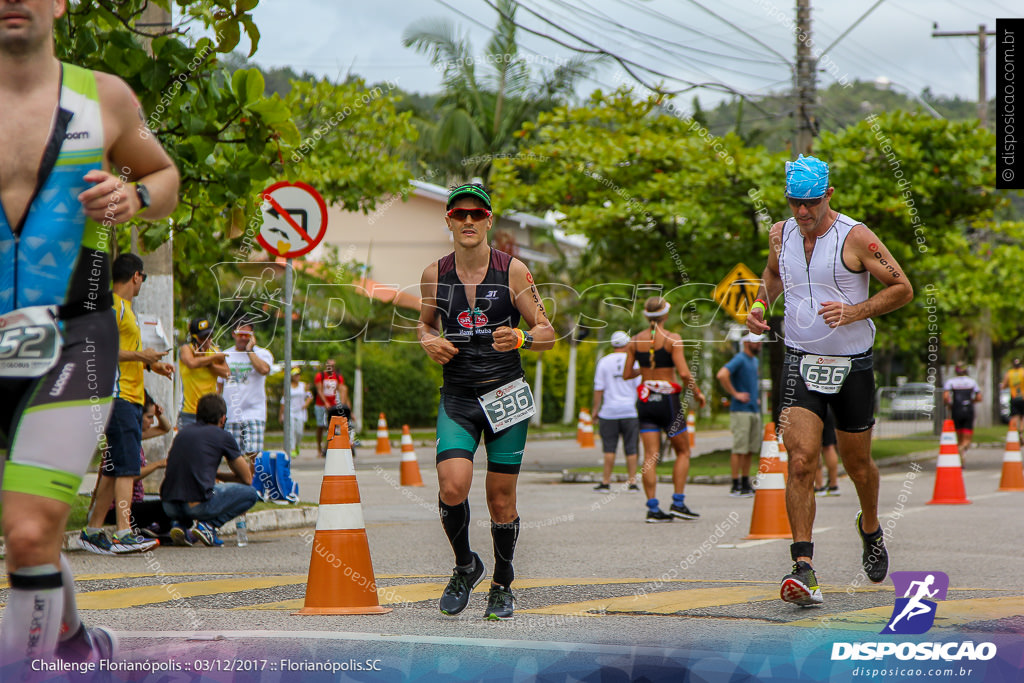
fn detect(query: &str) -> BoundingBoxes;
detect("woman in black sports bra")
[624,296,706,523]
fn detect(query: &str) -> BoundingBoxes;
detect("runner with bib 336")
[746,156,913,607]
[417,183,554,621]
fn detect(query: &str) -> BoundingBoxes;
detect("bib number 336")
[799,355,852,395]
[478,378,536,432]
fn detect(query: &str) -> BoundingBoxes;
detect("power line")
[477,0,772,106]
[534,0,786,84]
[678,0,793,66]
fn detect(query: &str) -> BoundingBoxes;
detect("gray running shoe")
[439,552,485,615]
[484,584,515,620]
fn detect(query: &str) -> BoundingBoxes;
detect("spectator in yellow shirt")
[179,317,229,427]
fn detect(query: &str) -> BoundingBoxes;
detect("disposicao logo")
[831,570,997,663]
[884,570,949,634]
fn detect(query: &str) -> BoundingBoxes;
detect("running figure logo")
[882,571,949,634]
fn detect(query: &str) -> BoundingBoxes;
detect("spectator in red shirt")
[314,359,349,455]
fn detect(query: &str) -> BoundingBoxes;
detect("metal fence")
[873,385,939,440]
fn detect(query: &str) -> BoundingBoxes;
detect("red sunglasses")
[446,208,492,221]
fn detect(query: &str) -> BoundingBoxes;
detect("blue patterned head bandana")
[785,155,829,198]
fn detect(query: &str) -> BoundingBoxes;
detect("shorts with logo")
[226,419,265,454]
[780,349,875,433]
[104,397,144,477]
[435,388,528,475]
[598,417,639,455]
[637,392,687,437]
[729,411,762,454]
[0,310,118,504]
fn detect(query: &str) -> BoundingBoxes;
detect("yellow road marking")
[786,595,1024,631]
[76,577,309,610]
[520,586,779,616]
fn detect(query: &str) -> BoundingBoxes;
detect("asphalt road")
[9,435,1024,682]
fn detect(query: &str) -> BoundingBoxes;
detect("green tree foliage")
[57,1,416,332]
[58,0,295,253]
[402,0,598,181]
[814,111,1002,373]
[491,88,786,337]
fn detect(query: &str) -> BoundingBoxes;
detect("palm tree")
[403,0,599,182]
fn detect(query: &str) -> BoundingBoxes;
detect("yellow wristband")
[750,301,766,316]
[513,328,525,349]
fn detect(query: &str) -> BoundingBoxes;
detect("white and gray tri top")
[778,213,875,356]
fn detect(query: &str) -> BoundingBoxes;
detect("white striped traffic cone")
[998,416,1024,492]
[745,422,792,539]
[927,419,971,505]
[687,411,696,447]
[375,412,392,455]
[399,425,424,487]
[295,415,390,614]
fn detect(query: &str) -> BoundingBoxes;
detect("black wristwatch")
[134,182,151,212]
[522,331,534,349]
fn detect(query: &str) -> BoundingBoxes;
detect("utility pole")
[932,24,996,127]
[933,24,998,426]
[134,5,177,460]
[794,0,816,157]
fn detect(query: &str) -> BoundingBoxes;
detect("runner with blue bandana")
[746,155,913,606]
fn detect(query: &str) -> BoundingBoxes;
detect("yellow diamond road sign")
[713,263,761,323]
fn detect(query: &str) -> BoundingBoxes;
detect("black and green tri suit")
[434,248,528,474]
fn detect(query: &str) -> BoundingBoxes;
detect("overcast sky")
[245,0,1013,115]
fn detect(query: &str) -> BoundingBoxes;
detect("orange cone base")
[294,529,391,615]
[400,462,424,487]
[744,493,792,539]
[997,458,1024,491]
[927,468,970,505]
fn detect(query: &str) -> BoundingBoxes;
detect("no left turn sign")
[257,181,328,258]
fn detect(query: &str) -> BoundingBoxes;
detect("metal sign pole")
[283,258,293,455]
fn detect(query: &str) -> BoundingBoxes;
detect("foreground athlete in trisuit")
[747,155,912,606]
[0,0,179,668]
[418,183,554,620]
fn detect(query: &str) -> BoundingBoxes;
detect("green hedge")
[269,337,607,429]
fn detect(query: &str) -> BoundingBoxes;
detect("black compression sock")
[439,498,473,567]
[491,517,520,587]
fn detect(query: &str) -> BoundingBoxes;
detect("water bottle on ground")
[235,515,249,547]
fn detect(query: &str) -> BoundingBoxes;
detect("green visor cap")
[447,185,491,210]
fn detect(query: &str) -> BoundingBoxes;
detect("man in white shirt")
[222,322,274,456]
[592,331,641,491]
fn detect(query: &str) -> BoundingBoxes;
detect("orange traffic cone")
[998,417,1024,492]
[927,419,971,505]
[399,425,424,487]
[687,411,696,448]
[375,413,392,455]
[578,409,595,448]
[745,422,792,539]
[295,415,390,614]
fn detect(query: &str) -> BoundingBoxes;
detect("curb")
[51,506,320,555]
[560,448,955,487]
[560,471,734,486]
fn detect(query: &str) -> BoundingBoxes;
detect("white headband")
[643,302,671,319]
